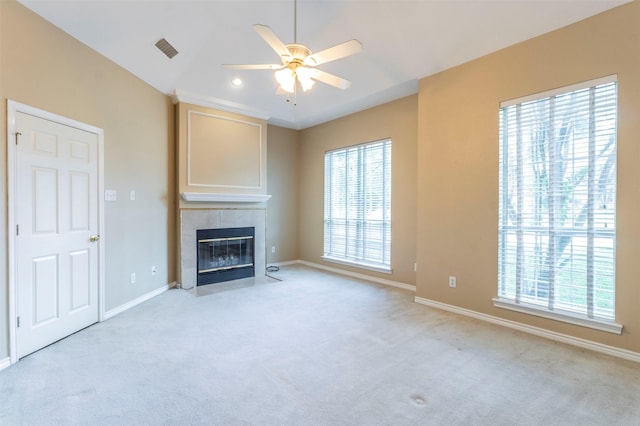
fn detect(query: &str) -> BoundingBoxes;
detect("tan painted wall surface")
[417,1,640,352]
[299,95,418,285]
[266,125,300,264]
[0,1,175,359]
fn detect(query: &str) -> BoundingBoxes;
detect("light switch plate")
[105,190,117,201]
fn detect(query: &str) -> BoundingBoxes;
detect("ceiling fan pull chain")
[293,79,298,106]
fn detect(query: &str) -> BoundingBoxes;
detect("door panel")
[16,111,99,358]
[32,130,58,157]
[70,172,90,231]
[70,139,90,162]
[33,168,58,234]
[32,255,59,325]
[69,249,90,311]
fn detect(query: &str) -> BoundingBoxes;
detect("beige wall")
[417,1,640,352]
[266,125,300,264]
[0,0,175,359]
[299,95,418,285]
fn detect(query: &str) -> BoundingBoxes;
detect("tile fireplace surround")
[179,208,266,290]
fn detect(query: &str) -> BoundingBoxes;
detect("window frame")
[494,75,622,334]
[322,138,392,273]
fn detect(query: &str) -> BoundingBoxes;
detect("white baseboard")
[0,357,11,371]
[104,282,176,320]
[414,296,640,364]
[268,260,299,267]
[296,260,416,292]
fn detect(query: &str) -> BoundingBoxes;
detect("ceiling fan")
[223,0,362,99]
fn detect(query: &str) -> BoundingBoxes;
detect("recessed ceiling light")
[231,78,243,87]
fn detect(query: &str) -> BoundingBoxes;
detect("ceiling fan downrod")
[293,0,297,44]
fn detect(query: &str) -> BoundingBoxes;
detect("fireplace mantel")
[181,192,272,203]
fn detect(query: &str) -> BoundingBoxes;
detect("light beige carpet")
[1,264,639,425]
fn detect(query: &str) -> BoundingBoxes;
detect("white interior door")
[15,111,100,358]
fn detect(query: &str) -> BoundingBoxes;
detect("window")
[496,76,619,331]
[323,139,392,272]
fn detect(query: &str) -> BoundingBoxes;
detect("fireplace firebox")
[196,227,255,285]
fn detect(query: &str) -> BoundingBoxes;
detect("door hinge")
[16,224,19,236]
[17,316,20,328]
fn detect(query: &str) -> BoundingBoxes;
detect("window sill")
[321,256,392,275]
[492,298,622,335]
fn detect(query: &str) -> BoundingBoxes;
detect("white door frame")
[6,100,106,364]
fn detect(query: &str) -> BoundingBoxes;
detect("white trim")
[6,100,105,364]
[0,357,11,371]
[104,283,176,320]
[181,192,272,203]
[7,102,18,364]
[500,74,617,107]
[173,89,270,121]
[325,137,392,154]
[298,260,415,292]
[268,260,299,267]
[492,298,622,335]
[321,256,392,274]
[414,297,640,364]
[97,115,106,323]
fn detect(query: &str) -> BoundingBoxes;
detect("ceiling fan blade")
[310,68,352,90]
[253,24,291,60]
[304,39,362,66]
[222,64,283,70]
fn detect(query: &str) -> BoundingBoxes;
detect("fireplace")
[197,227,255,285]
[179,209,266,290]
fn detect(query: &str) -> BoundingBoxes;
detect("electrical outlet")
[414,262,418,272]
[151,265,156,276]
[131,273,136,284]
[449,276,457,288]
[271,246,276,253]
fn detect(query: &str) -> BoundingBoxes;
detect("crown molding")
[173,89,271,121]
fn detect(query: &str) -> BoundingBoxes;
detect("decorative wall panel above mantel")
[177,102,268,200]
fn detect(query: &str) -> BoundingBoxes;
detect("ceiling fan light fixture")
[296,67,315,91]
[275,68,295,93]
[299,75,315,92]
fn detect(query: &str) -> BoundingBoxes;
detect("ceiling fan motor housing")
[283,44,314,68]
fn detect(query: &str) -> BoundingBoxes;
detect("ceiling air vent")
[155,38,178,59]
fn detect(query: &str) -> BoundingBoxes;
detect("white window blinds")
[324,139,392,270]
[498,77,617,322]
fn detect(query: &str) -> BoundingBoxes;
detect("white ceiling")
[18,0,629,129]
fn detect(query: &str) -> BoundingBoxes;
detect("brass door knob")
[89,235,100,242]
